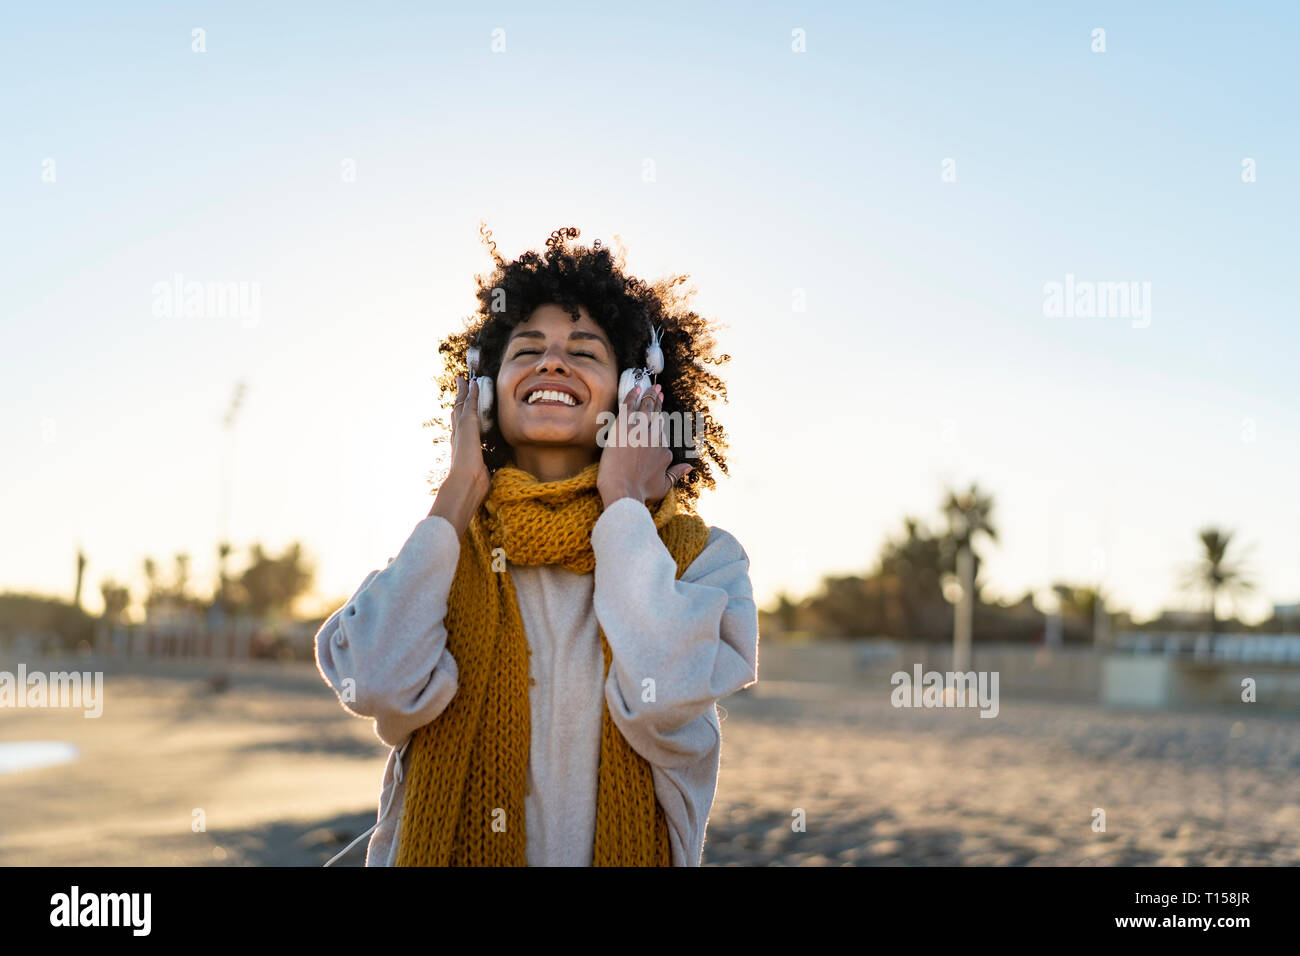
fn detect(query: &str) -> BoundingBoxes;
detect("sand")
[1,656,1296,866]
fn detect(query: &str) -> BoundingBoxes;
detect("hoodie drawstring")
[323,739,410,867]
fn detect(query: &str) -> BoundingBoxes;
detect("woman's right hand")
[428,374,490,534]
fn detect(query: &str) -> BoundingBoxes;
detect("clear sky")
[3,2,1298,624]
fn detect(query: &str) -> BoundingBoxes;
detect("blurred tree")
[757,485,1148,645]
[142,557,159,617]
[1181,527,1255,631]
[74,548,87,610]
[773,591,800,631]
[216,541,233,612]
[943,484,997,670]
[1051,582,1102,642]
[174,552,191,603]
[99,580,131,626]
[1052,583,1098,624]
[879,517,947,639]
[805,575,873,638]
[0,593,94,649]
[233,542,315,618]
[942,483,998,601]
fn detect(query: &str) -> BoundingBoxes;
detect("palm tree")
[74,547,87,610]
[217,541,232,610]
[942,484,997,671]
[943,484,998,592]
[99,579,131,626]
[143,557,159,618]
[1051,583,1108,643]
[174,552,191,605]
[1181,527,1255,632]
[879,517,946,639]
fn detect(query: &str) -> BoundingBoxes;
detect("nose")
[534,345,571,375]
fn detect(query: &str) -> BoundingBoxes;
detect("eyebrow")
[507,329,610,351]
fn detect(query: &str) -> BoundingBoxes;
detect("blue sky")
[3,1,1298,623]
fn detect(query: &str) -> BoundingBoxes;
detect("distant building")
[1139,609,1207,630]
[1274,603,1300,623]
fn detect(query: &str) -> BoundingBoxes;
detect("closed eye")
[514,349,597,359]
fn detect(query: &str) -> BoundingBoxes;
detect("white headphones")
[467,323,664,438]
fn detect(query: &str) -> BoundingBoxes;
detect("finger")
[465,378,480,426]
[619,382,646,437]
[644,388,666,447]
[653,463,684,505]
[631,386,656,442]
[649,404,666,447]
[624,381,645,414]
[453,377,478,434]
[450,376,464,436]
[640,395,664,448]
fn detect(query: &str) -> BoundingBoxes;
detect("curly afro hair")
[424,223,731,509]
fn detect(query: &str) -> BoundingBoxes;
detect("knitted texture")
[395,460,710,866]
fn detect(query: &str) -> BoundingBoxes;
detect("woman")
[315,225,759,866]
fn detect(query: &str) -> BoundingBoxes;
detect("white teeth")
[527,389,576,406]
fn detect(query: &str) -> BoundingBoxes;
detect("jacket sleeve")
[590,497,760,770]
[313,513,463,749]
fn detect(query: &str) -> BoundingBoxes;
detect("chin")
[504,414,595,444]
[505,427,589,445]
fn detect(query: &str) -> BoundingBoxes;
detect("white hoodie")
[313,494,759,866]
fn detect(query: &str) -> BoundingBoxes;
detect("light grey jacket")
[313,495,759,866]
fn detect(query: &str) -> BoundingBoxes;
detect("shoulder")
[704,523,748,561]
[681,521,751,585]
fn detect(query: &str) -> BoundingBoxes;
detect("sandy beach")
[1,654,1297,866]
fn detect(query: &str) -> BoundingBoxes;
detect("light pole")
[217,381,247,648]
[953,542,973,673]
[945,484,996,701]
[220,380,247,549]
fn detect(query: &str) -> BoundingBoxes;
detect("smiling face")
[495,303,620,475]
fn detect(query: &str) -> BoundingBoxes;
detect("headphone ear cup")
[477,376,494,435]
[618,367,642,405]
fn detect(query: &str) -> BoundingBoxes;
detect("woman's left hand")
[597,382,693,509]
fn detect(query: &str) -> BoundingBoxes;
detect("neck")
[510,446,598,483]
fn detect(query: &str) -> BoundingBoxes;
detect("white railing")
[1114,631,1300,664]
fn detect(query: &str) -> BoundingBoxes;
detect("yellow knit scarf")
[394,459,710,866]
